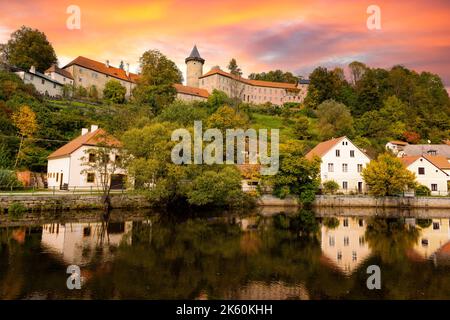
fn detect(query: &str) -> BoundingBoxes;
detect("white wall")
[407,157,449,195]
[16,71,63,96]
[320,137,371,193]
[47,157,71,189]
[45,71,74,86]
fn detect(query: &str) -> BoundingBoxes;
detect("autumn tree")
[362,153,417,196]
[316,100,354,140]
[12,105,37,168]
[1,26,57,72]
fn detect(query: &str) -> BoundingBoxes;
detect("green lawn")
[250,113,296,140]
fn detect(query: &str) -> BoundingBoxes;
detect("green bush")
[323,180,340,195]
[0,169,22,190]
[8,202,27,219]
[415,185,431,196]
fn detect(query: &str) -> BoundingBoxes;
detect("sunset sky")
[1,0,449,90]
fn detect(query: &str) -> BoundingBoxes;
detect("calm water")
[0,208,449,300]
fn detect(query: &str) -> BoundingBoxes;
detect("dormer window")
[427,150,437,156]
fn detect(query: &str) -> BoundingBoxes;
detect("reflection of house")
[413,218,450,262]
[47,125,127,190]
[41,221,132,265]
[306,137,371,194]
[321,217,371,275]
[400,155,449,195]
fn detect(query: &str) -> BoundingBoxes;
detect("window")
[421,239,428,247]
[344,236,349,246]
[342,181,348,190]
[79,68,83,73]
[329,236,335,246]
[342,163,348,172]
[337,251,342,260]
[41,79,45,85]
[418,167,425,175]
[427,150,437,156]
[352,251,357,261]
[431,184,437,191]
[336,149,340,157]
[343,218,349,227]
[359,236,365,246]
[328,163,334,172]
[358,219,364,227]
[357,164,363,173]
[433,222,440,230]
[53,83,56,88]
[88,153,96,163]
[56,173,59,182]
[87,173,95,183]
[350,150,355,157]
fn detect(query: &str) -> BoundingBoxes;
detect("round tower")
[185,45,204,88]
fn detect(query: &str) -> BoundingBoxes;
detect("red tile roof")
[48,129,121,159]
[305,137,345,160]
[199,67,302,89]
[399,156,421,167]
[400,155,450,174]
[45,64,74,80]
[63,56,139,83]
[388,140,408,146]
[173,83,209,98]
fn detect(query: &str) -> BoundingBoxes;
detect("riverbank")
[1,193,449,216]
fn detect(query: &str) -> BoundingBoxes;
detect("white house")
[15,65,64,97]
[44,64,74,86]
[305,136,371,194]
[47,125,127,190]
[400,155,449,195]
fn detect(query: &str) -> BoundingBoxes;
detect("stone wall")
[313,195,450,209]
[0,194,151,213]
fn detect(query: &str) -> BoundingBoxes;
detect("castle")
[16,45,309,105]
[177,45,309,105]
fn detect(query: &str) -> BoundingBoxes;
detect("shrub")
[415,185,431,196]
[8,202,27,219]
[322,180,339,195]
[0,169,22,190]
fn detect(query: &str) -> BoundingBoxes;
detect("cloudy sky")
[1,0,449,90]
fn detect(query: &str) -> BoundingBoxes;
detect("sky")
[0,0,449,91]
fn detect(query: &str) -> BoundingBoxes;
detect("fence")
[0,185,128,196]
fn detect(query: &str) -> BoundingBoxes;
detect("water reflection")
[0,210,449,299]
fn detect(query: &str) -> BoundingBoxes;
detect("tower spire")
[185,45,205,64]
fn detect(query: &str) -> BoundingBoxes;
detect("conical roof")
[185,45,205,63]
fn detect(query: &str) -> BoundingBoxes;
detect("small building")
[305,136,371,194]
[385,140,408,155]
[173,83,209,102]
[47,125,126,190]
[15,65,64,97]
[44,64,74,86]
[400,155,449,195]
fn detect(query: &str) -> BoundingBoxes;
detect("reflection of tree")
[365,217,419,264]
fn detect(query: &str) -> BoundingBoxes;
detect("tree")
[157,100,208,126]
[316,100,354,140]
[1,26,57,72]
[293,116,310,140]
[187,166,245,207]
[103,80,126,104]
[304,67,347,109]
[348,61,367,86]
[133,50,182,113]
[361,153,417,196]
[248,70,298,84]
[207,105,248,131]
[227,58,242,77]
[11,105,37,168]
[272,156,321,204]
[207,89,231,112]
[81,136,125,214]
[322,180,339,195]
[88,85,99,101]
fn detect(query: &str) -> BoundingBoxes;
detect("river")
[0,207,449,299]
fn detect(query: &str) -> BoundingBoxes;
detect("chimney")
[106,60,110,68]
[90,124,99,132]
[81,128,89,136]
[126,63,130,77]
[29,65,36,74]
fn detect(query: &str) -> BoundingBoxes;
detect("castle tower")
[185,45,204,88]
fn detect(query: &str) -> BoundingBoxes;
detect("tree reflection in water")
[0,209,449,299]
